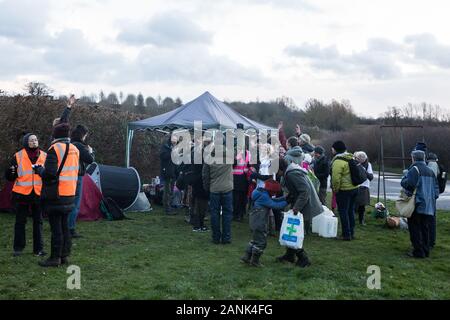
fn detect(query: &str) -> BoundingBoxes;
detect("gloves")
[32,165,44,175]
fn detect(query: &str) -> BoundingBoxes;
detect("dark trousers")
[209,191,233,243]
[318,187,327,206]
[13,202,43,253]
[357,205,366,224]
[249,207,269,252]
[192,197,208,229]
[233,190,247,220]
[47,208,72,259]
[408,212,433,258]
[163,177,175,212]
[430,214,436,248]
[336,189,358,239]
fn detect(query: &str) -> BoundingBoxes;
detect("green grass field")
[0,197,449,300]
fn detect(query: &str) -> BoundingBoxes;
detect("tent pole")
[126,127,134,168]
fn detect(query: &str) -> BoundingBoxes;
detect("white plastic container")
[318,214,338,238]
[312,214,324,234]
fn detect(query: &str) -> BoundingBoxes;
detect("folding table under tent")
[126,91,276,167]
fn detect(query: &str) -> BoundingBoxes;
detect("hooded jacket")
[401,161,439,215]
[331,152,359,192]
[283,163,323,224]
[251,187,287,211]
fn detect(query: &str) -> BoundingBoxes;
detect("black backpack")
[100,197,126,221]
[437,163,447,194]
[337,157,368,186]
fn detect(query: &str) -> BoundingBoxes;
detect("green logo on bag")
[287,224,297,236]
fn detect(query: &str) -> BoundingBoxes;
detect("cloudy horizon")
[1,0,450,117]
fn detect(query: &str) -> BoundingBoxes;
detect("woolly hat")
[299,133,311,144]
[284,146,305,165]
[332,140,346,154]
[52,123,70,139]
[414,142,427,153]
[314,146,325,155]
[264,179,281,196]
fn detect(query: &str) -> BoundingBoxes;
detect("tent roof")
[128,91,275,131]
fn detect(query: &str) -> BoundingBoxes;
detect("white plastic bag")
[279,210,304,249]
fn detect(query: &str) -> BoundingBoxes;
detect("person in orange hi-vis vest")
[34,122,80,267]
[5,133,47,257]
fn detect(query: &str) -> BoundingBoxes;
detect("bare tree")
[24,82,52,97]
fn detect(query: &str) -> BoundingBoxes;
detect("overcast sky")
[1,0,450,116]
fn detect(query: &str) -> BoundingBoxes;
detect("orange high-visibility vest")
[12,149,47,196]
[49,142,80,197]
[233,150,251,176]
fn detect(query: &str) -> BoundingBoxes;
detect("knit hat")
[284,146,305,165]
[411,150,426,162]
[354,151,368,163]
[314,146,325,155]
[264,179,281,196]
[299,133,311,144]
[332,140,346,154]
[52,123,71,139]
[414,142,427,153]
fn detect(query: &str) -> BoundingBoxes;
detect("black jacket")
[160,140,176,179]
[71,140,94,176]
[313,155,330,189]
[37,138,76,210]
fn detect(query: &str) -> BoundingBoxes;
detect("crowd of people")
[5,100,442,269]
[158,120,442,267]
[5,96,94,267]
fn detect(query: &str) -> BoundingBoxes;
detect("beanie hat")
[264,179,281,196]
[414,142,427,154]
[284,146,305,165]
[52,123,71,139]
[299,133,311,144]
[314,146,325,155]
[332,141,346,154]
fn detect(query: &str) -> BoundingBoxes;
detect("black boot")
[38,257,61,267]
[61,257,69,265]
[276,248,296,263]
[250,248,263,267]
[295,249,311,268]
[240,244,253,264]
[70,229,82,239]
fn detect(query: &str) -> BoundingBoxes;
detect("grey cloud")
[0,40,47,79]
[135,46,263,85]
[117,11,212,47]
[0,0,51,45]
[405,33,450,69]
[43,29,128,84]
[285,40,403,79]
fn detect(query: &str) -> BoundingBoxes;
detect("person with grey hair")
[353,151,373,225]
[401,150,439,258]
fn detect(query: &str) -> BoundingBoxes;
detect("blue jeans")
[336,189,358,239]
[68,177,83,230]
[209,191,233,243]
